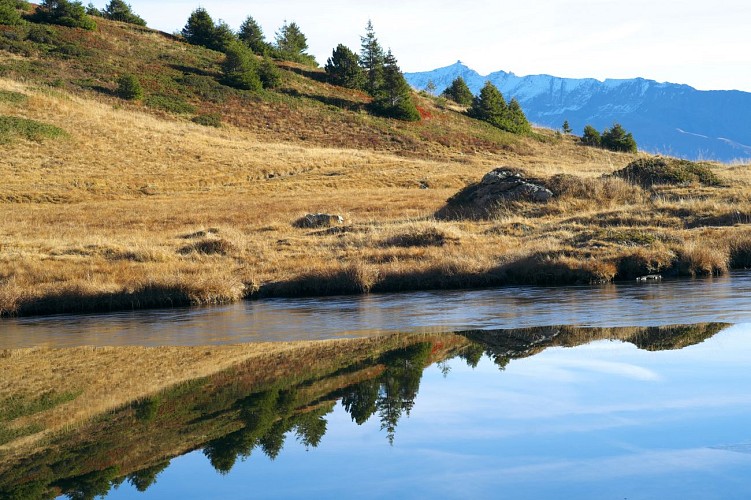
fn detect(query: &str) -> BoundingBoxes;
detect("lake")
[2,273,751,499]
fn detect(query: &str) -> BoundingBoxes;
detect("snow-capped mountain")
[405,62,751,162]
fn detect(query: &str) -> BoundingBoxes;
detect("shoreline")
[3,260,749,319]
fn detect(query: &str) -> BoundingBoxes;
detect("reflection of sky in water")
[8,271,751,348]
[104,324,751,499]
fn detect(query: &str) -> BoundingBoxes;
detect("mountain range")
[405,62,751,162]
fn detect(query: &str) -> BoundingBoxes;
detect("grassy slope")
[1,16,750,316]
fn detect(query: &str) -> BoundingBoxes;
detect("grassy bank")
[1,16,750,316]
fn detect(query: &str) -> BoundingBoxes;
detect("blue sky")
[91,0,751,92]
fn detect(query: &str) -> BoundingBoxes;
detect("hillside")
[406,62,751,162]
[1,13,751,317]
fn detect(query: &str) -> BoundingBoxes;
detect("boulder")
[437,168,553,219]
[294,213,344,228]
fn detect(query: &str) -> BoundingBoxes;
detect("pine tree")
[468,81,507,127]
[324,44,365,89]
[506,98,531,134]
[102,0,145,26]
[239,15,269,54]
[359,20,384,95]
[221,40,262,91]
[181,7,216,48]
[371,50,420,121]
[34,0,97,30]
[274,20,315,65]
[441,76,473,106]
[601,123,637,152]
[582,125,601,146]
[562,120,572,134]
[213,20,238,53]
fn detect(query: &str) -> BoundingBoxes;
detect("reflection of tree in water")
[203,387,334,474]
[127,461,170,492]
[342,342,432,445]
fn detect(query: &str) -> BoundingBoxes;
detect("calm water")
[2,273,751,499]
[3,272,751,348]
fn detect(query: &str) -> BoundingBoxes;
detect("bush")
[116,73,143,100]
[259,56,281,89]
[0,115,67,143]
[0,0,26,26]
[611,157,723,187]
[144,94,196,114]
[191,113,221,127]
[32,0,97,30]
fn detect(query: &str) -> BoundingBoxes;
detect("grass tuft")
[612,157,723,187]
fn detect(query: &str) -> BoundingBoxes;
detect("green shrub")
[191,112,221,127]
[259,56,281,89]
[0,0,26,26]
[144,94,196,114]
[26,24,58,44]
[0,115,67,143]
[116,73,143,100]
[611,157,723,187]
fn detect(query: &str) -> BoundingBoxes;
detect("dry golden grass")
[1,77,750,315]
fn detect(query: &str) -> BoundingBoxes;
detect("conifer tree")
[34,0,97,30]
[102,0,145,26]
[221,40,261,91]
[239,15,269,54]
[274,20,315,65]
[441,76,473,106]
[581,125,601,146]
[259,56,282,89]
[359,20,384,95]
[468,81,507,126]
[506,98,531,134]
[371,49,420,121]
[181,7,216,48]
[562,120,572,134]
[213,20,237,52]
[324,44,365,89]
[601,123,637,152]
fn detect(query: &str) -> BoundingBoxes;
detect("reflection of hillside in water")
[0,323,728,499]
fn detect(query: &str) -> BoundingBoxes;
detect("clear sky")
[94,0,750,92]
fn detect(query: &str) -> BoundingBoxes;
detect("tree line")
[3,0,537,132]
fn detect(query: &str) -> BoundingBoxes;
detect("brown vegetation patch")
[178,237,237,256]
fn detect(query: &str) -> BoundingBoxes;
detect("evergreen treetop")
[468,82,531,134]
[239,15,269,54]
[371,49,420,122]
[324,44,365,90]
[601,123,637,153]
[221,39,261,91]
[359,20,384,95]
[102,0,145,26]
[274,20,315,65]
[441,76,473,106]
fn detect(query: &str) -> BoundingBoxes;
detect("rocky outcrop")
[293,213,344,228]
[436,168,553,219]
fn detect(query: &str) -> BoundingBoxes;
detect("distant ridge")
[405,62,751,162]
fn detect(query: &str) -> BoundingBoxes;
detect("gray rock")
[294,213,344,228]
